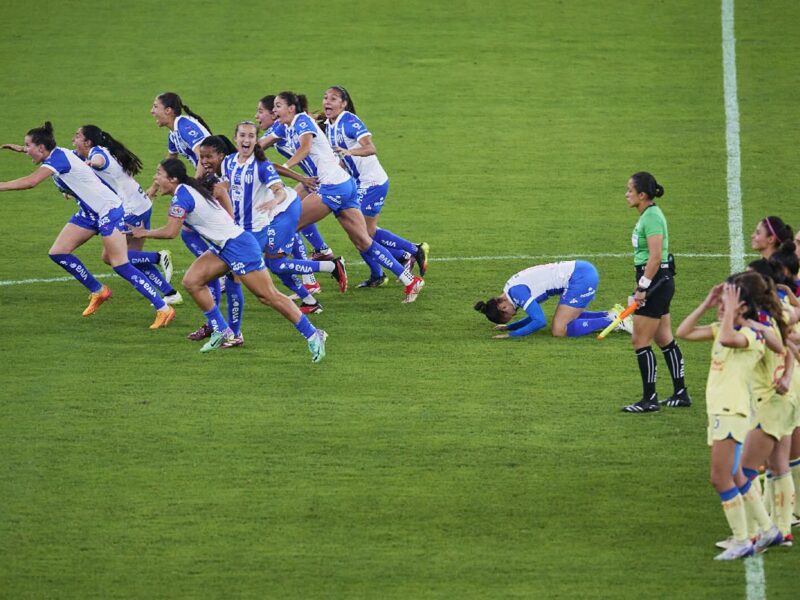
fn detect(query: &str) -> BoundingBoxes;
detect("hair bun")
[474,301,486,313]
[653,183,664,198]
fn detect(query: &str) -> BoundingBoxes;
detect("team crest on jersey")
[187,129,198,138]
[352,122,362,130]
[299,121,308,129]
[245,172,254,184]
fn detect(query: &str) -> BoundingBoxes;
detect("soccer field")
[1,1,799,598]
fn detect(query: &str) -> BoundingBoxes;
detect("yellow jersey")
[706,323,765,417]
[751,320,783,401]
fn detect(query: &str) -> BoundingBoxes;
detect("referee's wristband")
[638,276,652,289]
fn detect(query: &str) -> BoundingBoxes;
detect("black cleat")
[622,396,660,413]
[660,389,692,408]
[331,256,348,293]
[415,242,430,277]
[357,274,389,288]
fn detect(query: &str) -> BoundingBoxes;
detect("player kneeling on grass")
[131,158,327,362]
[676,274,785,560]
[474,260,631,338]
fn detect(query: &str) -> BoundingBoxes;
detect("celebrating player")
[751,216,794,260]
[0,122,175,327]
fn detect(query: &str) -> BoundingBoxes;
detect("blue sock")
[374,228,417,255]
[209,278,222,306]
[181,228,209,258]
[225,279,244,336]
[49,253,103,292]
[138,264,175,294]
[360,241,408,280]
[363,252,385,278]
[278,273,310,300]
[203,306,229,332]
[127,250,159,265]
[267,257,323,274]
[578,310,609,319]
[301,224,328,252]
[113,262,166,309]
[566,316,612,337]
[292,233,310,259]
[294,315,316,339]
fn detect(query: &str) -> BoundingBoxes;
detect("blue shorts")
[265,197,302,256]
[358,181,389,217]
[558,260,599,308]
[124,208,152,230]
[211,232,267,276]
[69,205,126,237]
[319,178,359,215]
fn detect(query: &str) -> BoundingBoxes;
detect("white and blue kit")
[325,111,389,216]
[167,115,210,167]
[286,113,357,214]
[261,122,303,169]
[87,146,152,227]
[503,261,599,337]
[42,147,125,236]
[168,184,265,276]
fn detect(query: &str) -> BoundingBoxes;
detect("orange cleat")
[149,305,176,329]
[82,286,113,316]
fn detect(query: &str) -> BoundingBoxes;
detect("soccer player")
[131,158,327,361]
[322,85,430,287]
[0,122,175,328]
[71,124,182,305]
[273,91,424,304]
[473,260,627,338]
[256,93,331,290]
[620,172,691,413]
[751,216,794,260]
[676,277,767,560]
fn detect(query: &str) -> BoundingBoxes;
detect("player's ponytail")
[81,125,143,176]
[277,91,308,116]
[27,121,56,150]
[631,172,664,200]
[157,92,213,133]
[474,298,505,324]
[160,158,216,205]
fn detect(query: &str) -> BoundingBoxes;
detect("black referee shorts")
[634,266,674,318]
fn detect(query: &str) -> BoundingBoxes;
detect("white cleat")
[163,290,184,306]
[158,249,174,283]
[714,539,754,560]
[754,525,783,553]
[610,303,633,334]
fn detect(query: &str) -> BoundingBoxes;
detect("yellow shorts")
[707,413,749,446]
[752,392,797,439]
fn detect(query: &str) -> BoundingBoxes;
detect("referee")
[621,172,691,413]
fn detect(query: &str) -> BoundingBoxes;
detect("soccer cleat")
[779,533,793,547]
[714,539,754,560]
[754,525,783,553]
[311,248,334,261]
[158,249,173,283]
[331,256,348,293]
[401,252,416,274]
[792,515,800,528]
[661,389,692,408]
[221,333,244,349]
[163,290,184,306]
[308,329,328,363]
[187,323,214,341]
[82,286,112,316]
[200,328,235,353]
[415,242,430,277]
[300,301,323,314]
[621,396,660,413]
[149,306,176,329]
[715,536,734,550]
[402,276,425,304]
[357,274,389,288]
[610,303,634,334]
[289,281,322,301]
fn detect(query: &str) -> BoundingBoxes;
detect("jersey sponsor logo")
[169,205,187,219]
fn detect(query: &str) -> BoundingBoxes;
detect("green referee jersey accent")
[632,204,669,265]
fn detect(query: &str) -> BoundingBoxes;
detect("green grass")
[1,1,799,598]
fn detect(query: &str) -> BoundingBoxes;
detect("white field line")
[0,252,745,287]
[745,555,766,600]
[722,0,746,273]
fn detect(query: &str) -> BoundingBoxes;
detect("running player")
[0,122,175,328]
[131,158,327,361]
[273,91,424,304]
[473,260,627,338]
[71,124,182,305]
[322,85,430,287]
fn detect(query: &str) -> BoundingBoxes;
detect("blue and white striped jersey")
[260,122,307,169]
[325,111,388,187]
[87,146,151,217]
[41,148,121,218]
[286,113,349,186]
[222,154,294,231]
[167,115,210,167]
[503,261,577,311]
[168,183,243,251]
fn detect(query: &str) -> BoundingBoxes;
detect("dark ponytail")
[80,125,143,176]
[630,172,664,199]
[160,158,216,204]
[157,92,213,134]
[27,121,56,150]
[199,135,236,157]
[277,91,309,114]
[474,298,505,324]
[731,270,789,343]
